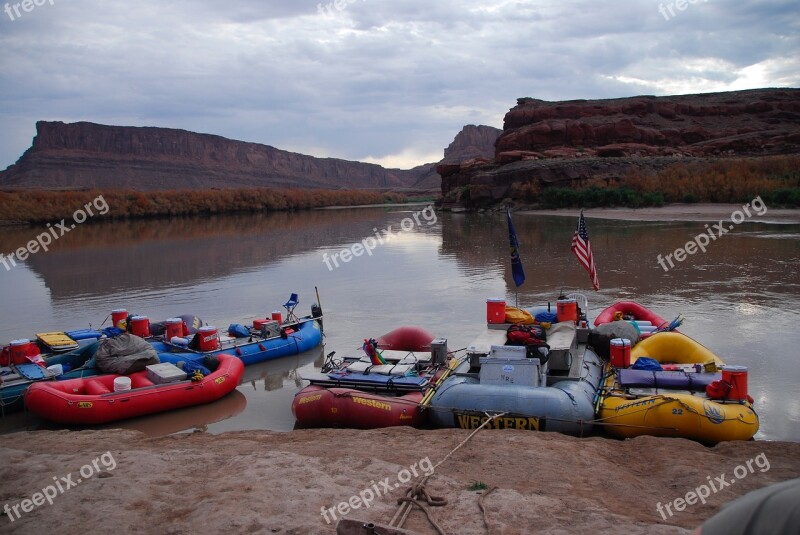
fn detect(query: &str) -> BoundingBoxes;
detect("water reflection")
[1,209,798,441]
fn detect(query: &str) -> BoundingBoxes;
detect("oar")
[419,354,463,407]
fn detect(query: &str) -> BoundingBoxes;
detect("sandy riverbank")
[1,427,799,534]
[522,204,800,224]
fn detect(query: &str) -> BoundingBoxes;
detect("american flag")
[571,210,600,291]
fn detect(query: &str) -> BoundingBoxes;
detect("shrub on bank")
[538,156,800,208]
[0,188,408,224]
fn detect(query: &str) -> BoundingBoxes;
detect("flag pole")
[506,206,526,304]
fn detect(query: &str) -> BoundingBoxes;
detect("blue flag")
[507,208,525,287]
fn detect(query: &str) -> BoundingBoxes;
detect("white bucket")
[170,336,189,347]
[113,376,132,392]
[46,364,64,376]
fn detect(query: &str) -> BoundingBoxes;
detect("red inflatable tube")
[292,385,423,429]
[375,326,436,351]
[593,301,668,328]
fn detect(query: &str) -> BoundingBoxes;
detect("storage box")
[479,358,541,387]
[576,327,590,344]
[489,345,527,360]
[146,363,187,384]
[547,322,578,372]
[259,320,281,338]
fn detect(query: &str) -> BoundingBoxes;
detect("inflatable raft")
[152,316,323,367]
[597,331,759,443]
[427,321,604,437]
[25,354,244,425]
[292,326,445,429]
[0,342,103,414]
[595,300,668,332]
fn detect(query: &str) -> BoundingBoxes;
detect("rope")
[478,486,498,533]
[389,411,508,534]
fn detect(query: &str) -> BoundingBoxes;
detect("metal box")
[489,345,527,360]
[430,338,448,365]
[259,320,281,338]
[576,327,590,344]
[479,357,541,387]
[146,363,187,384]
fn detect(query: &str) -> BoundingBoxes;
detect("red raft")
[594,300,668,328]
[293,386,424,429]
[25,354,244,425]
[292,326,439,429]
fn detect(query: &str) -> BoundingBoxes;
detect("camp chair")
[283,293,300,323]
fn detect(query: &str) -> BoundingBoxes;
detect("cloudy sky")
[0,0,798,171]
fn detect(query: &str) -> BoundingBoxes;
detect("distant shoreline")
[520,203,800,224]
[316,201,434,210]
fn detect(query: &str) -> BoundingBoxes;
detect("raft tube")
[598,331,759,443]
[25,354,244,425]
[594,301,668,328]
[153,318,322,367]
[292,385,424,429]
[426,349,605,436]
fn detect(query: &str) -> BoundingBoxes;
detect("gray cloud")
[1,0,797,170]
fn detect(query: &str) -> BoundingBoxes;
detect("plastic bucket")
[113,376,132,392]
[46,363,64,375]
[165,318,183,339]
[271,311,283,324]
[721,365,748,401]
[486,299,506,324]
[557,299,578,324]
[610,338,631,368]
[10,339,36,364]
[111,309,128,327]
[198,326,220,351]
[130,316,150,337]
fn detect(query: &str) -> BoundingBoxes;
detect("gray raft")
[426,322,604,436]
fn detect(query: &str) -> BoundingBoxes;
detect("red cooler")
[111,308,128,327]
[610,338,631,368]
[198,326,220,351]
[271,311,283,324]
[721,365,749,401]
[557,299,578,324]
[10,339,38,364]
[165,318,183,339]
[486,299,506,324]
[130,316,150,337]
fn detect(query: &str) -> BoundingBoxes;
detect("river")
[1,207,798,441]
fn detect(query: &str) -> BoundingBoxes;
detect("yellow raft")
[597,332,759,443]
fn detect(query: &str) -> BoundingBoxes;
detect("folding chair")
[283,292,300,323]
[566,292,589,321]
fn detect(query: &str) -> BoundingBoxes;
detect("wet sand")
[2,427,799,534]
[523,204,800,224]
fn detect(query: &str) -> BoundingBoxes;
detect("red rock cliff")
[439,88,800,206]
[0,121,428,191]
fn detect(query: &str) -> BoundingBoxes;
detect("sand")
[522,204,800,224]
[2,427,799,534]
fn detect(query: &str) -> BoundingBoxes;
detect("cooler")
[486,299,506,324]
[197,326,220,351]
[130,316,150,337]
[610,338,631,368]
[146,363,188,385]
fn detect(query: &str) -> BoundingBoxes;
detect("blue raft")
[153,317,323,367]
